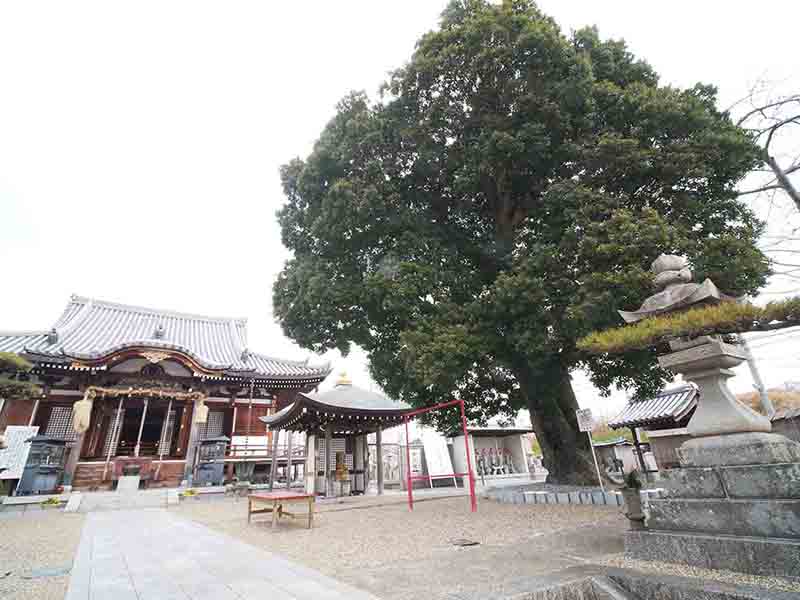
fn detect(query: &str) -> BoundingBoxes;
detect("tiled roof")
[261,382,413,430]
[0,295,331,381]
[303,382,411,411]
[609,385,698,430]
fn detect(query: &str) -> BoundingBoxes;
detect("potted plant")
[621,470,645,530]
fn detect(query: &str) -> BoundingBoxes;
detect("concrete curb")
[523,490,625,506]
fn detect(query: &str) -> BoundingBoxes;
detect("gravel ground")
[179,495,625,599]
[0,511,85,600]
[600,554,800,594]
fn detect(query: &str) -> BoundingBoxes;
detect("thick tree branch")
[767,155,800,212]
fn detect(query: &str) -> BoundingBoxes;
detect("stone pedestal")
[624,337,800,577]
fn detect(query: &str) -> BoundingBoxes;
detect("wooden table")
[247,491,315,529]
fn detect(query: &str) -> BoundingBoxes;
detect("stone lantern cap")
[619,255,732,323]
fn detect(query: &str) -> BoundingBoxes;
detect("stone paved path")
[65,508,379,600]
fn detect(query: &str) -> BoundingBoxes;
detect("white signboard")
[575,408,594,433]
[0,426,39,479]
[421,428,454,478]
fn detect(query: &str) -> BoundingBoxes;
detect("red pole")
[404,416,414,510]
[459,399,477,512]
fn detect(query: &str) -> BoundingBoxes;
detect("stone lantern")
[621,254,800,578]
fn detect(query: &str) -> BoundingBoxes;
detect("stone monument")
[622,255,800,578]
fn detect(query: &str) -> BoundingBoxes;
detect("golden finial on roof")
[336,370,352,386]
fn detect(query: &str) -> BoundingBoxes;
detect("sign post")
[575,408,604,492]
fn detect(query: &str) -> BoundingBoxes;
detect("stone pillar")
[304,434,316,495]
[376,428,384,495]
[658,337,796,467]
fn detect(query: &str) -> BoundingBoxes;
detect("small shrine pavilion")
[0,295,331,490]
[261,373,413,496]
[609,384,699,470]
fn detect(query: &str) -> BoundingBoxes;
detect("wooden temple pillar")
[133,398,149,457]
[324,424,333,497]
[353,433,365,493]
[304,433,316,494]
[180,400,198,482]
[285,430,293,488]
[630,426,648,473]
[268,428,280,491]
[376,428,384,495]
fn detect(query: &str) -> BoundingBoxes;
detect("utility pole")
[739,335,775,417]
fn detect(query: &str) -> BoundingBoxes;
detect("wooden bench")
[247,491,315,529]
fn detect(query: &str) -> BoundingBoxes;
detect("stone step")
[77,489,169,512]
[659,462,800,500]
[625,530,800,580]
[647,498,800,539]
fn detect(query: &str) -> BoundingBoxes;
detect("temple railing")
[225,443,306,459]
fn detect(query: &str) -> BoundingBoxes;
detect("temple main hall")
[0,295,331,490]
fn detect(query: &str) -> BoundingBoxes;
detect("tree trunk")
[515,362,597,485]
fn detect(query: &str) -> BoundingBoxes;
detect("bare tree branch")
[739,183,783,196]
[736,95,800,126]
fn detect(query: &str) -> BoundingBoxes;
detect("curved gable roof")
[609,385,698,430]
[0,295,330,381]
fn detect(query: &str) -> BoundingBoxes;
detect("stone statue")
[619,255,732,323]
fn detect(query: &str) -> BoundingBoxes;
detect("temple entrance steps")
[71,463,107,489]
[76,488,172,512]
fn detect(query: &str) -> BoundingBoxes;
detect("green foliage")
[273,0,768,480]
[578,298,800,354]
[0,352,33,371]
[0,351,40,400]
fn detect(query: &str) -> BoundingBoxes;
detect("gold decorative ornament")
[141,351,171,364]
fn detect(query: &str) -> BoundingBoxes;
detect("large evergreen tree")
[273,0,769,483]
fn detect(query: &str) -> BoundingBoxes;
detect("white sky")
[1,1,798,424]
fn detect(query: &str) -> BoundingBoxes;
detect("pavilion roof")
[261,380,413,433]
[0,295,331,383]
[609,385,698,430]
